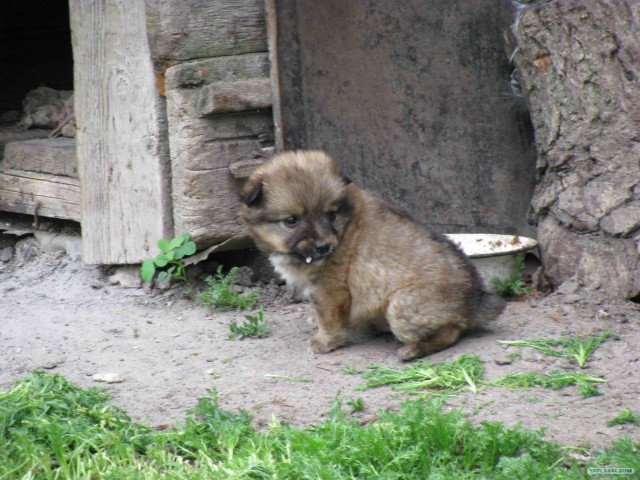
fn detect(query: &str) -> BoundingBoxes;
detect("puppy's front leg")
[309,288,351,354]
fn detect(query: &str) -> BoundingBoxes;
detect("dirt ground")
[1,217,639,453]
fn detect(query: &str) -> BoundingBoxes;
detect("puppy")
[240,150,505,360]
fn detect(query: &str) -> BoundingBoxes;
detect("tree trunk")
[512,0,640,299]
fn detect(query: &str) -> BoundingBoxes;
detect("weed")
[491,371,606,398]
[346,397,366,413]
[608,409,640,427]
[354,354,485,394]
[197,266,260,311]
[141,232,197,286]
[491,255,531,298]
[498,332,612,368]
[228,306,269,339]
[2,371,635,479]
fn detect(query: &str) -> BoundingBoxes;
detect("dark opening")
[0,1,73,114]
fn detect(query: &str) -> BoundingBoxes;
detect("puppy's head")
[240,150,353,266]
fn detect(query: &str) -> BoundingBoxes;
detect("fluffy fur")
[240,150,505,360]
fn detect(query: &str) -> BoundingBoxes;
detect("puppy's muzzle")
[297,241,336,265]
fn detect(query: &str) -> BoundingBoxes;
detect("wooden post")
[69,0,172,264]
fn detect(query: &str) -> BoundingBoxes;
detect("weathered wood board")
[3,138,77,177]
[0,128,51,158]
[197,78,272,115]
[70,0,172,264]
[145,0,267,62]
[0,169,80,221]
[165,53,274,247]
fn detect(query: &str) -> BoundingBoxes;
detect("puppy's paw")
[397,343,421,362]
[309,332,345,354]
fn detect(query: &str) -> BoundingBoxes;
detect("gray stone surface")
[277,0,537,237]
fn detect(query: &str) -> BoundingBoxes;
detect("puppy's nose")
[315,244,331,256]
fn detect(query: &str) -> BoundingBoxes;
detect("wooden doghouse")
[0,0,276,265]
[0,1,537,266]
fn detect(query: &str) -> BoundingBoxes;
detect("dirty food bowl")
[444,234,538,293]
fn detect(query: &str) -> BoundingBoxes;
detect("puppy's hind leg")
[386,286,466,361]
[396,325,463,361]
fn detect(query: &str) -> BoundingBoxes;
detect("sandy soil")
[1,221,639,452]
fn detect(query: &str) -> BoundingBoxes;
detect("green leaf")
[183,241,196,255]
[164,250,175,261]
[169,236,186,250]
[157,238,171,253]
[140,260,156,283]
[156,271,169,283]
[155,254,169,267]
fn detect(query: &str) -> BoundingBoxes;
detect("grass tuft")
[196,266,260,311]
[228,306,269,339]
[608,409,640,427]
[352,354,485,394]
[491,371,606,398]
[498,332,612,368]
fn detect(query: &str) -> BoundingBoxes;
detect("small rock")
[108,265,142,288]
[92,373,124,383]
[0,246,13,262]
[494,359,513,366]
[233,266,256,287]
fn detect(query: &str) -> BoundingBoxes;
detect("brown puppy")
[240,150,505,360]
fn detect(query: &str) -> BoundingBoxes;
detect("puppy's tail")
[473,292,506,325]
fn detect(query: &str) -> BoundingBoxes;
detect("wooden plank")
[165,54,274,248]
[265,0,284,150]
[0,169,80,221]
[3,138,77,178]
[145,0,267,61]
[70,0,172,264]
[197,78,272,115]
[165,53,270,89]
[0,127,51,158]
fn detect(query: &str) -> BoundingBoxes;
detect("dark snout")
[293,217,338,265]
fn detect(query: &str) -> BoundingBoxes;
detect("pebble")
[92,373,124,383]
[1,246,13,262]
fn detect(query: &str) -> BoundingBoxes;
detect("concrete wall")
[277,0,536,236]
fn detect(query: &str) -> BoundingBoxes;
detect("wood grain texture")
[3,138,77,178]
[165,54,274,247]
[197,78,272,115]
[0,169,80,221]
[70,0,172,264]
[145,0,267,61]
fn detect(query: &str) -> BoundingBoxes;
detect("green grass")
[228,306,270,339]
[498,332,612,368]
[491,256,531,298]
[7,372,634,479]
[347,354,606,399]
[608,409,640,427]
[347,354,484,394]
[196,266,260,311]
[490,371,606,398]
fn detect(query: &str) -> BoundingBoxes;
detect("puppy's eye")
[284,216,299,227]
[327,211,337,223]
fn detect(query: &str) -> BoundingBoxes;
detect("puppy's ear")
[240,173,264,205]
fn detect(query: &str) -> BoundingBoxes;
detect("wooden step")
[2,137,77,177]
[0,126,51,158]
[0,169,80,221]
